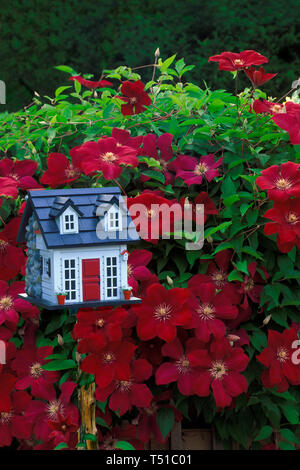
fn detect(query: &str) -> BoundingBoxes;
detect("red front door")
[82,259,100,301]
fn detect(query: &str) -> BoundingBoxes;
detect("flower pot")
[123,290,132,300]
[57,295,66,305]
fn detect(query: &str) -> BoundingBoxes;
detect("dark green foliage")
[2,0,300,110]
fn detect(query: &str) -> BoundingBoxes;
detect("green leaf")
[279,441,296,450]
[254,425,273,441]
[241,246,264,261]
[84,433,98,442]
[175,58,186,75]
[250,330,267,351]
[280,428,300,444]
[160,54,177,73]
[115,441,136,450]
[42,359,77,371]
[141,169,165,183]
[95,417,110,429]
[280,403,299,425]
[54,442,69,450]
[157,407,175,440]
[55,86,71,97]
[204,221,232,238]
[55,65,75,74]
[228,270,244,282]
[234,260,249,274]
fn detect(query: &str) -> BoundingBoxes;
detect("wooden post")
[78,382,98,450]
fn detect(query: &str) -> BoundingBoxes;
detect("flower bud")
[263,314,271,326]
[155,48,160,58]
[166,275,173,286]
[57,334,64,346]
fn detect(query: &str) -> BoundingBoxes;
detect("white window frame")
[105,256,118,299]
[59,207,79,234]
[63,258,78,302]
[105,205,122,232]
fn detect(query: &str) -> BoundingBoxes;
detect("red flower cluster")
[257,161,300,252]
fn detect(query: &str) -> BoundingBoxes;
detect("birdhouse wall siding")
[36,234,46,250]
[51,244,127,304]
[119,244,127,289]
[40,249,56,303]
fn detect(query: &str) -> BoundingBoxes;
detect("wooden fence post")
[78,382,98,450]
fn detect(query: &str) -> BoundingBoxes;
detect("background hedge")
[1,0,300,110]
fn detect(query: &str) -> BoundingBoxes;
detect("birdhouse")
[17,187,141,309]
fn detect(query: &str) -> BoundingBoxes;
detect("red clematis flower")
[73,306,127,351]
[27,381,79,443]
[140,133,174,184]
[188,282,238,342]
[0,373,17,412]
[72,137,138,180]
[252,99,285,115]
[0,217,26,281]
[256,161,300,201]
[174,154,222,187]
[40,151,84,188]
[0,177,19,199]
[209,50,268,71]
[80,341,137,389]
[95,359,153,415]
[127,249,153,295]
[133,283,191,343]
[189,250,233,289]
[156,337,208,395]
[69,75,112,89]
[48,412,78,446]
[273,101,300,145]
[0,390,32,447]
[263,199,300,252]
[127,191,175,244]
[244,67,277,88]
[108,127,143,153]
[257,328,300,392]
[190,338,249,408]
[0,159,41,195]
[11,328,59,400]
[118,80,151,116]
[0,280,39,330]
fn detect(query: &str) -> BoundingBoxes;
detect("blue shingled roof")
[17,188,140,248]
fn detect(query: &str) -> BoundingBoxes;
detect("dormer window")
[105,205,122,232]
[109,211,119,230]
[59,207,79,234]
